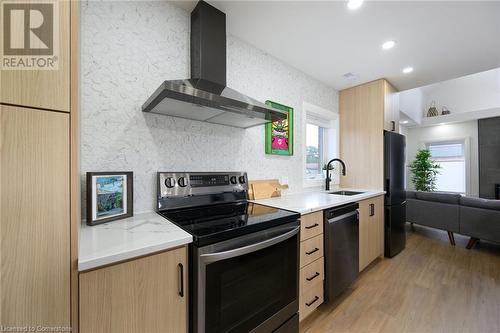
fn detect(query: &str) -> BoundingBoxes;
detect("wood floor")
[300,225,500,333]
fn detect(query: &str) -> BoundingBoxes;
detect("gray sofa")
[406,191,500,249]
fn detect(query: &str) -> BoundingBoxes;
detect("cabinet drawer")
[299,279,323,321]
[300,211,323,241]
[300,234,324,268]
[299,257,324,295]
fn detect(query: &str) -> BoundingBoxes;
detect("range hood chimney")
[142,1,287,128]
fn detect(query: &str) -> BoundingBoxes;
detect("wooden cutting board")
[248,179,289,200]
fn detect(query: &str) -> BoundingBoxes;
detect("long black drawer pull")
[305,247,319,255]
[305,223,319,230]
[178,263,184,297]
[369,204,375,217]
[306,296,320,307]
[306,272,320,281]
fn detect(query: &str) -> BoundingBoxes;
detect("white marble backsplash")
[81,1,338,216]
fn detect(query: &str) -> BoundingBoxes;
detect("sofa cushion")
[415,191,461,204]
[459,206,500,243]
[460,196,500,211]
[406,198,460,232]
[405,190,416,199]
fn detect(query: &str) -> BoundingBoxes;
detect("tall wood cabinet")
[79,247,188,333]
[0,106,70,327]
[339,79,399,190]
[0,1,79,331]
[0,1,71,111]
[358,196,384,272]
[340,79,398,272]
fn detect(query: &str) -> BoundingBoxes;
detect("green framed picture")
[265,100,294,156]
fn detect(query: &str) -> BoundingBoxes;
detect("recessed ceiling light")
[400,120,409,124]
[402,67,414,74]
[347,0,364,10]
[382,40,396,50]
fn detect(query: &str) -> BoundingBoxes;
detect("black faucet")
[325,158,346,191]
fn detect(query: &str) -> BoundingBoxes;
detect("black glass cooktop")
[158,201,300,247]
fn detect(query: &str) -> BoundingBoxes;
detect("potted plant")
[408,149,441,192]
[322,164,335,178]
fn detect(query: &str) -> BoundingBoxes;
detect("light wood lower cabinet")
[298,211,324,321]
[79,247,188,333]
[359,196,385,272]
[0,105,70,327]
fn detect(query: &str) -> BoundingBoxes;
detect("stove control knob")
[230,176,237,184]
[164,177,175,188]
[178,177,187,187]
[238,176,246,184]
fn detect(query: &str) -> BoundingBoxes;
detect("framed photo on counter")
[86,171,133,225]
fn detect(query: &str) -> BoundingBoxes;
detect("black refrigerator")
[384,131,406,258]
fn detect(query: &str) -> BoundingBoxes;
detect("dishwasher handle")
[327,210,358,224]
[325,202,359,220]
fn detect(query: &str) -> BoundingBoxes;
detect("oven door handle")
[200,226,299,263]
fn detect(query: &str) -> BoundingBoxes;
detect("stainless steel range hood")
[142,1,287,128]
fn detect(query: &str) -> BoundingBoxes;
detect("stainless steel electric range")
[156,172,300,333]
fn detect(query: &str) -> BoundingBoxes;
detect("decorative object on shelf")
[441,106,451,115]
[408,149,441,192]
[427,101,439,117]
[265,100,294,156]
[86,171,133,225]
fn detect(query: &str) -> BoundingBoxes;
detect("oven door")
[193,222,299,333]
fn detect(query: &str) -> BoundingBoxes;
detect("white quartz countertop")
[79,212,192,271]
[252,189,385,214]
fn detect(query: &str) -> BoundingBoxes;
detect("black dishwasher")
[323,202,359,302]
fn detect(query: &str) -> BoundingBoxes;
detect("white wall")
[405,121,479,196]
[399,88,423,124]
[400,68,500,124]
[399,125,408,137]
[81,1,338,215]
[421,68,500,115]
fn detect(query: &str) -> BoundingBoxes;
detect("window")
[305,124,325,178]
[426,140,467,193]
[303,103,338,185]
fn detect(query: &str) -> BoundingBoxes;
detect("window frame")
[422,137,471,195]
[302,102,339,189]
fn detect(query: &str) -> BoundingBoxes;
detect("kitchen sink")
[329,190,365,196]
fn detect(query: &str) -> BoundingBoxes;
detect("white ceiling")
[173,1,500,91]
